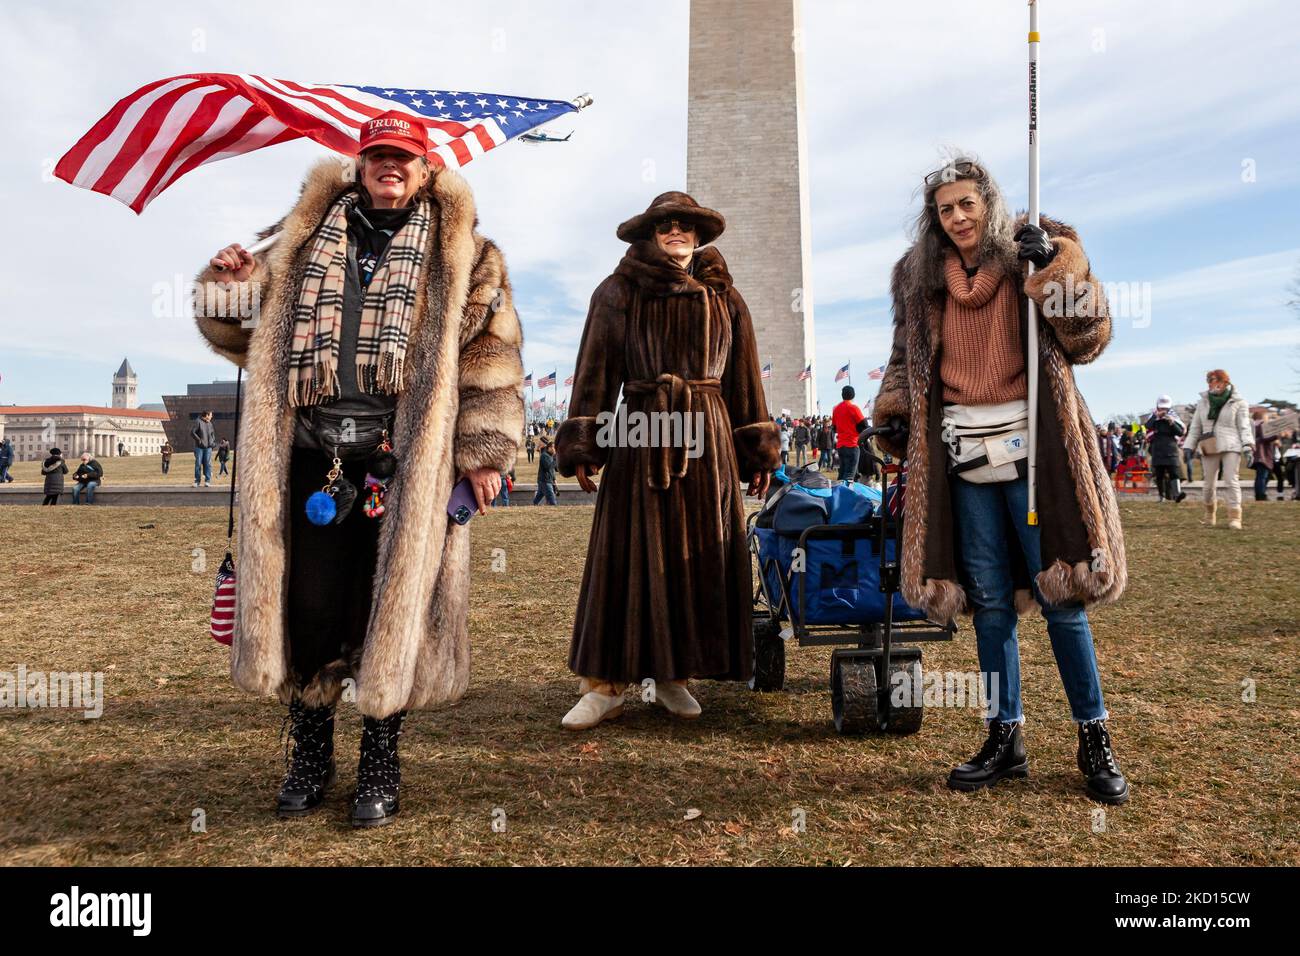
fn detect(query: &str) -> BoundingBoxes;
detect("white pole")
[212,231,280,272]
[1026,0,1041,526]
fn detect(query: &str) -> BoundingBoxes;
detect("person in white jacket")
[1184,369,1254,529]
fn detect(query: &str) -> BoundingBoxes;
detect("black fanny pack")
[295,406,395,461]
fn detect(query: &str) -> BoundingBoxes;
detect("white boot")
[653,681,702,719]
[561,691,625,730]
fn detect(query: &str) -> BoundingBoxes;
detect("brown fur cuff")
[1023,237,1112,364]
[733,421,781,477]
[192,260,268,368]
[555,416,607,476]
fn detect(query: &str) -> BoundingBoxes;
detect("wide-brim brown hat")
[617,191,726,245]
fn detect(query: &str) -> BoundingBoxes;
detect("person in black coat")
[533,441,558,506]
[41,448,67,505]
[1145,396,1186,502]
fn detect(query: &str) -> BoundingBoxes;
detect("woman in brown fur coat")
[872,156,1129,804]
[194,114,524,825]
[555,192,780,730]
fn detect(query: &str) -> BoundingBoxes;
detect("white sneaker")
[561,691,625,730]
[653,682,702,719]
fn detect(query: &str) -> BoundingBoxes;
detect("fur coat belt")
[623,374,722,489]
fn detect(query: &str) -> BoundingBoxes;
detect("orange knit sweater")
[939,253,1026,405]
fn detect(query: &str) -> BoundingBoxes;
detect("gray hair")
[907,151,1018,294]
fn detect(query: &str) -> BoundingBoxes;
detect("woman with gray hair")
[872,155,1129,804]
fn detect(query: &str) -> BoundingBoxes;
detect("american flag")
[523,371,534,388]
[564,374,575,387]
[761,363,772,380]
[531,399,545,411]
[537,370,557,388]
[797,364,812,382]
[867,364,886,380]
[55,74,582,213]
[210,551,237,646]
[834,363,851,382]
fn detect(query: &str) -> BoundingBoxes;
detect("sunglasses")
[654,218,698,236]
[924,160,983,187]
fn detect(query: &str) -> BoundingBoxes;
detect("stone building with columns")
[0,357,168,461]
[0,405,168,462]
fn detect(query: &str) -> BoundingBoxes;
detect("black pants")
[42,494,59,505]
[1153,464,1181,500]
[286,445,382,689]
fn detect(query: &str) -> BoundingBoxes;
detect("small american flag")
[564,374,575,387]
[524,372,534,387]
[532,399,545,411]
[797,364,811,382]
[867,364,886,380]
[55,74,582,213]
[210,551,237,646]
[887,470,907,517]
[538,370,557,388]
[834,363,851,383]
[761,363,772,380]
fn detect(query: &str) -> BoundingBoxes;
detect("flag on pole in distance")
[531,399,544,411]
[834,363,850,382]
[524,372,534,387]
[538,371,557,388]
[564,374,574,387]
[797,364,811,382]
[867,364,886,380]
[761,363,772,380]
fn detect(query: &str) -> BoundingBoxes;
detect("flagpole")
[1026,0,1041,526]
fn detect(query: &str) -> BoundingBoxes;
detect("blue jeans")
[73,480,98,504]
[952,476,1108,724]
[533,482,557,505]
[194,447,212,483]
[818,449,832,469]
[836,446,860,482]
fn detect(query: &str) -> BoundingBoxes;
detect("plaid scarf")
[288,191,431,408]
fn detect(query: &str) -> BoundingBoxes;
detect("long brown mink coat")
[555,240,780,683]
[193,159,524,718]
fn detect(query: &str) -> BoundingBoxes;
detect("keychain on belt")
[363,432,398,518]
[306,450,358,526]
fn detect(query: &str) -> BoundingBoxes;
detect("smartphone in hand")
[447,477,480,525]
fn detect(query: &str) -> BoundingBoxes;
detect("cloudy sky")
[2,0,1297,422]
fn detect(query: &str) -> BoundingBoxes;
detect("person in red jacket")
[831,385,867,481]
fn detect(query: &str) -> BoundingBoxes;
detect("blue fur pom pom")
[306,490,337,526]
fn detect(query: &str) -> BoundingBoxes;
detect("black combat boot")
[1078,719,1130,804]
[276,700,336,817]
[947,719,1029,792]
[352,710,405,827]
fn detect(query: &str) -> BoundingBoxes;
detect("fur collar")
[615,240,734,296]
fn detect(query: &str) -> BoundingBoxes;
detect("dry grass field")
[0,496,1296,866]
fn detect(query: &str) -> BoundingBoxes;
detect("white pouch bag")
[942,399,1030,484]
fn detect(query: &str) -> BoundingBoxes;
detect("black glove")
[1014,223,1057,270]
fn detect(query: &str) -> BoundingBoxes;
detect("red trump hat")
[358,111,429,156]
